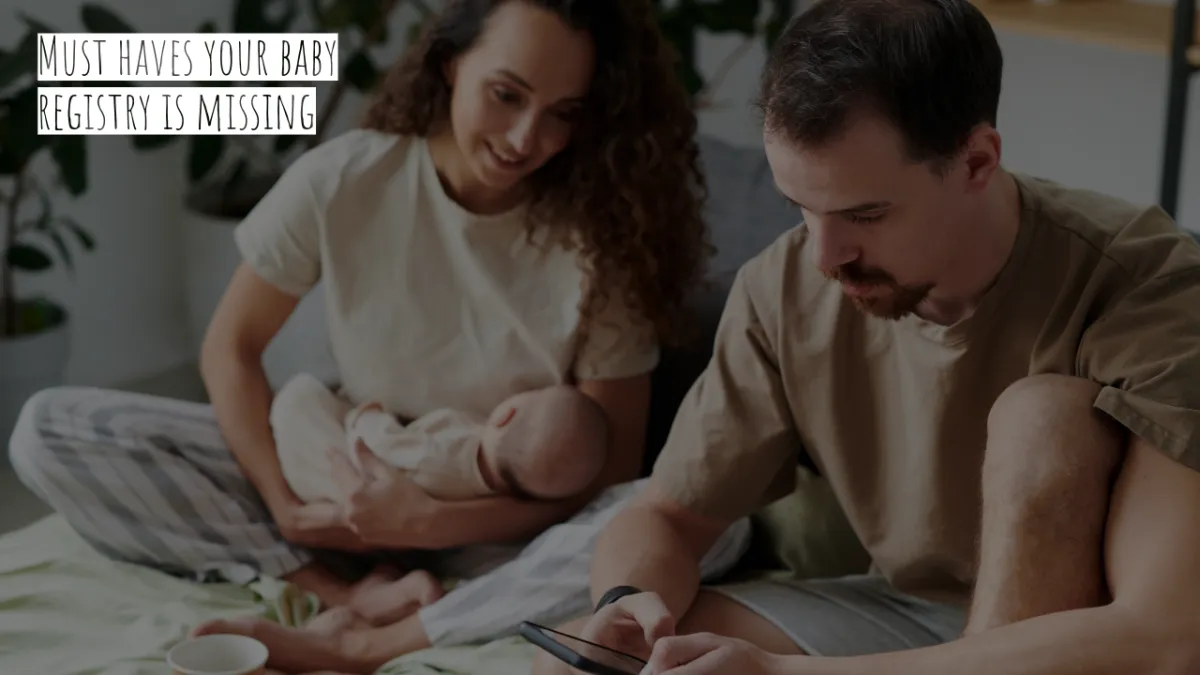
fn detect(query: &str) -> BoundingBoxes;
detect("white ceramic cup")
[166,634,269,675]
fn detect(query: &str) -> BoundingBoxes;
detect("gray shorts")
[710,574,966,656]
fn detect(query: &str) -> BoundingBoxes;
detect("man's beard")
[823,263,933,320]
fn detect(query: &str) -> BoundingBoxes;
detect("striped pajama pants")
[6,386,752,646]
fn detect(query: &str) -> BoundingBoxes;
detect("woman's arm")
[391,374,652,550]
[200,264,300,506]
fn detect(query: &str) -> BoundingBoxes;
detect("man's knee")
[984,375,1125,497]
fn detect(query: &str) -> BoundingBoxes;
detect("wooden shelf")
[970,0,1199,61]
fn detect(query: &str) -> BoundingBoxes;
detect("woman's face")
[445,1,595,194]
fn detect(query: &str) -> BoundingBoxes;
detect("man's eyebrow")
[772,184,891,214]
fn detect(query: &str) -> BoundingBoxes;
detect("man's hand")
[326,441,436,548]
[641,633,790,675]
[576,592,678,663]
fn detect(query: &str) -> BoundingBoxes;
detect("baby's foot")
[350,569,444,625]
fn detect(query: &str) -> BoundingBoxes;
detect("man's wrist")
[594,585,644,613]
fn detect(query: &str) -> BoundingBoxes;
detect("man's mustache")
[823,263,895,286]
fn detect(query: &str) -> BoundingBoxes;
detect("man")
[531,0,1200,673]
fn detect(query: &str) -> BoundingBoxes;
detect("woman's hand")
[264,490,369,551]
[326,441,436,548]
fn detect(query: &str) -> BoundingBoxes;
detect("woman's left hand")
[326,441,436,548]
[641,633,793,675]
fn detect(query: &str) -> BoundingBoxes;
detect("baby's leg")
[350,568,445,625]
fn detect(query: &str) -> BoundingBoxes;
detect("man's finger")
[643,634,723,675]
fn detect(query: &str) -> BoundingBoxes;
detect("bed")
[0,513,541,675]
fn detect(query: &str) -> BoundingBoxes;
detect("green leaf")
[133,135,179,150]
[7,243,53,271]
[348,0,390,43]
[81,4,137,33]
[59,217,95,251]
[47,230,73,272]
[764,0,795,50]
[274,134,301,154]
[406,18,426,45]
[18,12,59,36]
[4,86,46,168]
[697,0,760,35]
[313,0,353,29]
[0,32,37,90]
[188,135,226,182]
[234,0,299,33]
[50,136,87,196]
[29,176,52,229]
[343,49,379,91]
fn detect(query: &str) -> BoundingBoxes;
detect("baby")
[193,376,612,672]
[267,374,610,618]
[270,373,611,506]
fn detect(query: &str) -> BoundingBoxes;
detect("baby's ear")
[495,406,518,428]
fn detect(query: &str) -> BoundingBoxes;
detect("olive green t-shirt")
[653,172,1200,604]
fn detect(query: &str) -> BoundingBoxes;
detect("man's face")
[764,113,968,320]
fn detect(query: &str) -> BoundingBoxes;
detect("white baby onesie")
[271,373,494,505]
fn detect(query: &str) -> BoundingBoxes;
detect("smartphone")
[519,621,647,675]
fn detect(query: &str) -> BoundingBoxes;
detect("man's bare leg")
[964,374,1127,635]
[530,590,804,675]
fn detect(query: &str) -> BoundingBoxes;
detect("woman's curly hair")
[362,0,713,350]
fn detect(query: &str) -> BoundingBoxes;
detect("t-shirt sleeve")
[649,265,800,520]
[232,149,328,297]
[1081,266,1200,472]
[572,283,661,381]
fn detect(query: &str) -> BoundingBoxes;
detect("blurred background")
[1,0,1198,530]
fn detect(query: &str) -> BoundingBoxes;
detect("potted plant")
[0,5,134,441]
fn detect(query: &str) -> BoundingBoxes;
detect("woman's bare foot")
[350,569,444,625]
[190,613,372,674]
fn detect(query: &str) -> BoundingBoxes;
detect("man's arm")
[791,435,1200,675]
[590,480,736,621]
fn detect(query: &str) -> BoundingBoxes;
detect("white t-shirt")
[235,129,660,420]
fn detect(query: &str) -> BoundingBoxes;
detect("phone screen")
[521,622,646,675]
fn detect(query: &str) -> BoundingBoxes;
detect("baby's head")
[480,385,609,500]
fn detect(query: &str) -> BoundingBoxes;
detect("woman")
[8,0,723,668]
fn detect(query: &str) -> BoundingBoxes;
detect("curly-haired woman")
[8,0,751,671]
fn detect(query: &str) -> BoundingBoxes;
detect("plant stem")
[309,0,403,149]
[2,167,23,339]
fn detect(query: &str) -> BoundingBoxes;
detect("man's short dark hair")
[757,0,1004,166]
